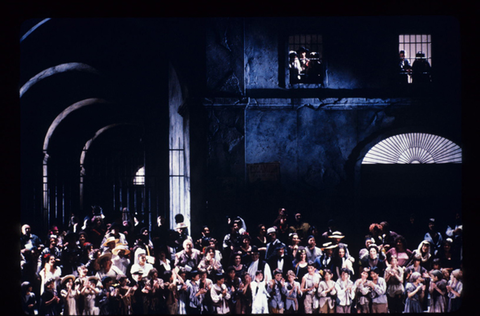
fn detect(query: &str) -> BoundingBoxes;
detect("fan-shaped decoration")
[362,133,462,164]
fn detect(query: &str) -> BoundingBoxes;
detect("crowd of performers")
[20,207,463,314]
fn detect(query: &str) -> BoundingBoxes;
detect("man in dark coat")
[268,244,294,279]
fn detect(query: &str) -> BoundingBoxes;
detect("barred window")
[288,34,323,85]
[399,34,432,84]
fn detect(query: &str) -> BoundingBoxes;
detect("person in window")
[412,51,432,84]
[288,51,302,84]
[306,51,322,83]
[398,50,412,84]
[297,47,310,79]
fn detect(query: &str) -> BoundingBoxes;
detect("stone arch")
[79,122,144,210]
[20,18,51,42]
[20,62,100,98]
[42,98,109,217]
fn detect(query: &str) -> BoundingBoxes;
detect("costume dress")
[404,282,423,313]
[447,279,462,312]
[61,287,79,315]
[429,279,447,312]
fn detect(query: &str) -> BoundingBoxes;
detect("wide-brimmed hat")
[176,222,188,230]
[102,236,120,247]
[88,276,99,283]
[96,252,112,265]
[322,242,338,250]
[112,245,130,256]
[328,231,345,239]
[61,274,76,285]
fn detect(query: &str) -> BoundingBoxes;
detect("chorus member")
[353,268,372,313]
[314,243,337,279]
[284,270,301,314]
[385,235,412,267]
[446,269,462,312]
[21,281,37,315]
[252,224,268,260]
[185,270,205,314]
[247,246,272,283]
[81,276,100,315]
[358,236,375,261]
[335,244,354,278]
[111,244,130,275]
[265,227,286,261]
[404,253,429,284]
[117,275,134,315]
[305,235,323,263]
[60,275,78,315]
[301,261,320,314]
[39,278,61,316]
[428,269,447,312]
[268,244,294,278]
[225,266,243,314]
[334,268,355,313]
[95,252,123,280]
[359,244,385,276]
[232,252,247,278]
[198,245,223,277]
[424,218,443,256]
[198,269,214,314]
[211,272,231,314]
[130,247,154,279]
[287,232,303,259]
[317,268,336,314]
[384,256,404,313]
[365,266,388,313]
[293,249,309,281]
[251,270,269,314]
[267,269,288,313]
[174,239,202,273]
[38,254,62,295]
[238,271,253,314]
[404,272,425,313]
[144,268,164,314]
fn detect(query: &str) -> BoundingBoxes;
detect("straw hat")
[328,231,345,239]
[102,236,119,247]
[112,245,130,256]
[61,274,76,285]
[96,251,112,265]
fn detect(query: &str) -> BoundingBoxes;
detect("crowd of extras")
[20,207,463,315]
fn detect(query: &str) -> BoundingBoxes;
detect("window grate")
[288,33,323,85]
